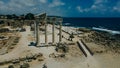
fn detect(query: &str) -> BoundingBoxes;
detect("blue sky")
[0,0,120,17]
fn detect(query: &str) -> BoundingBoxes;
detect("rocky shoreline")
[81,30,120,54]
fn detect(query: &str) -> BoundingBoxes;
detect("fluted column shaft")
[59,22,62,43]
[52,22,55,43]
[45,21,47,44]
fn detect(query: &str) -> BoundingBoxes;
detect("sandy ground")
[0,26,44,62]
[0,25,120,68]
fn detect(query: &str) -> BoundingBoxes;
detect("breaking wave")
[92,27,120,34]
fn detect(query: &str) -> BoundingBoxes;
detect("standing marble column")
[59,22,62,43]
[34,21,36,40]
[45,21,47,44]
[52,22,55,43]
[36,21,40,45]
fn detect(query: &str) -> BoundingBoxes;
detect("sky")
[0,0,120,17]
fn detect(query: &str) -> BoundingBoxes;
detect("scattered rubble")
[55,43,69,53]
[0,53,43,66]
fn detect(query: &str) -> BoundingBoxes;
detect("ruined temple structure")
[34,13,63,46]
[0,13,63,46]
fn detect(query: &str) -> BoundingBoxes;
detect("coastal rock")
[82,31,120,53]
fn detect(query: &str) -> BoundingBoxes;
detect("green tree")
[20,14,25,20]
[12,14,18,19]
[6,15,12,19]
[25,13,35,20]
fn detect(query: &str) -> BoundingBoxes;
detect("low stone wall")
[0,53,43,65]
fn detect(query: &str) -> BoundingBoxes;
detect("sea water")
[63,17,120,34]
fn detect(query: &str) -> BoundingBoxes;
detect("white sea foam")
[64,23,71,26]
[92,27,120,34]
